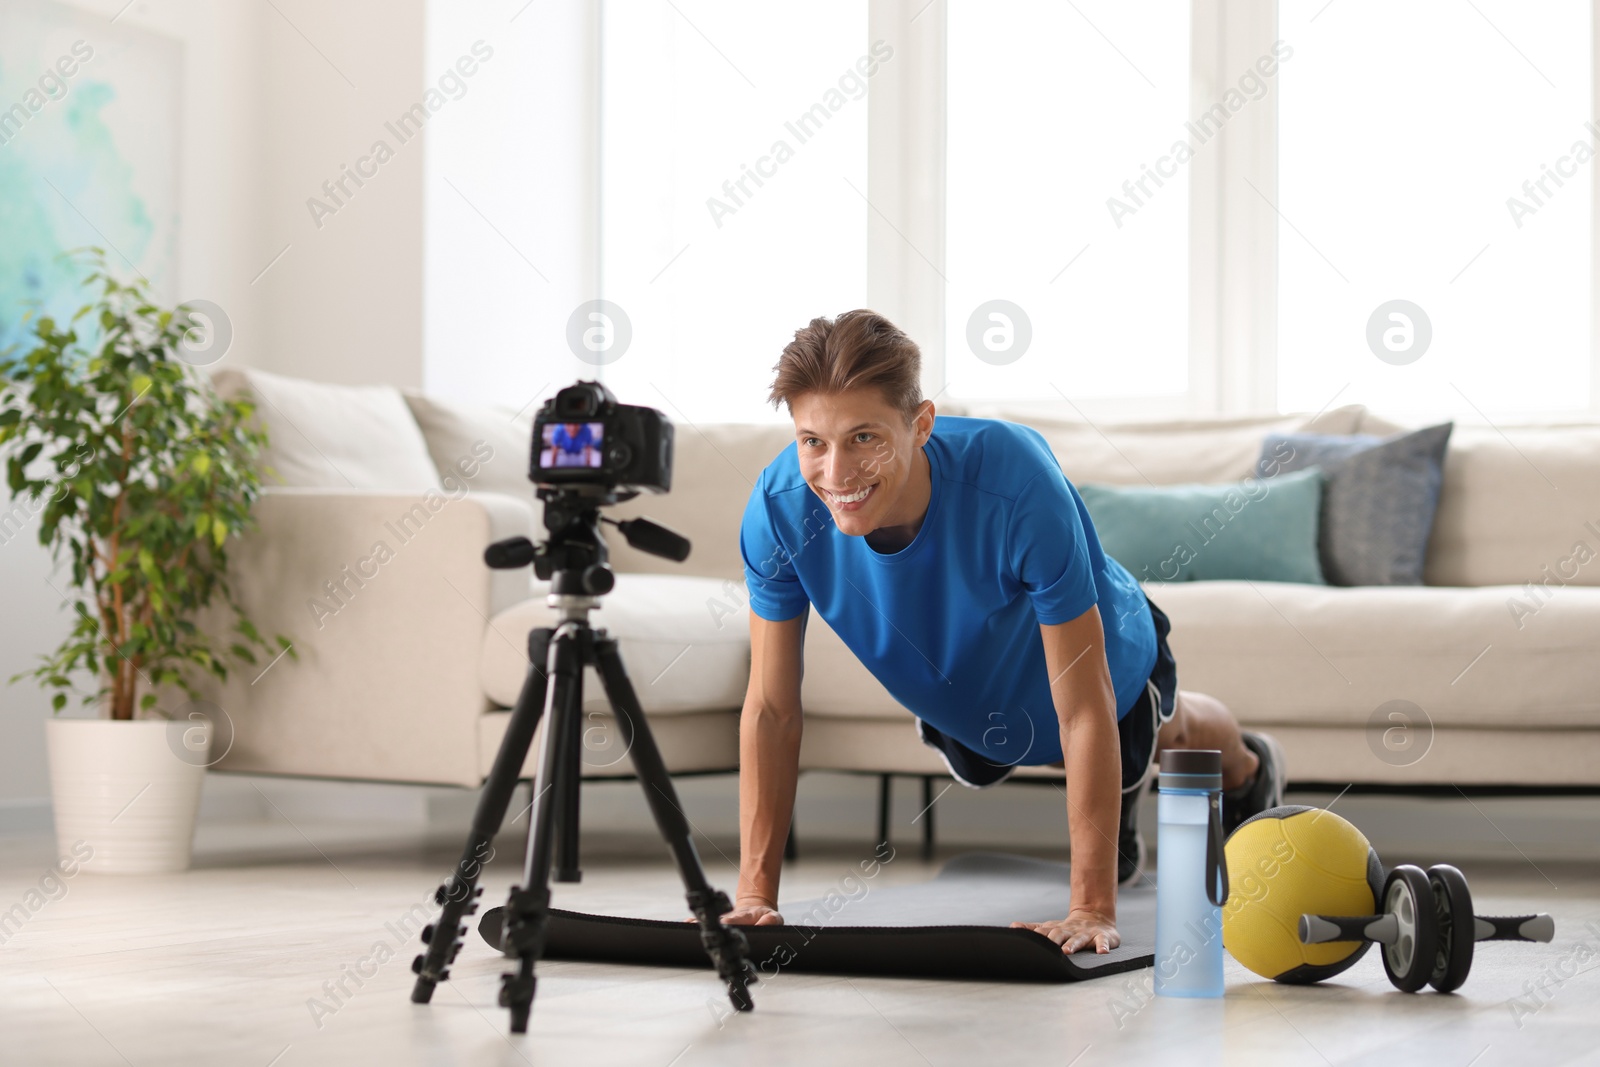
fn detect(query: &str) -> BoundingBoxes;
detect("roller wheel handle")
[1474,913,1555,943]
[1301,908,1554,948]
[1299,913,1397,946]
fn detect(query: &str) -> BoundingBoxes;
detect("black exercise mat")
[478,852,1155,982]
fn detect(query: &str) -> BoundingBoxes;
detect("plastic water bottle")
[1153,749,1228,998]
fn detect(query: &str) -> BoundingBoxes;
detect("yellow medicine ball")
[1221,805,1385,983]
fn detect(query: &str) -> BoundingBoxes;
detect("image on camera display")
[539,421,604,470]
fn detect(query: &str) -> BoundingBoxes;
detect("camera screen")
[539,421,605,470]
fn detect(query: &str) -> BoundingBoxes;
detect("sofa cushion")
[1260,423,1453,586]
[1078,469,1327,584]
[480,573,750,714]
[597,411,1369,581]
[802,579,1600,734]
[1423,424,1600,588]
[403,391,539,502]
[1149,580,1600,730]
[212,368,440,490]
[977,405,1368,486]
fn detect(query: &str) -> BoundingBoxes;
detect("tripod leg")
[498,623,584,1033]
[411,628,552,1004]
[592,635,757,1012]
[554,690,584,882]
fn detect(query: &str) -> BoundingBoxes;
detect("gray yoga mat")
[480,852,1156,982]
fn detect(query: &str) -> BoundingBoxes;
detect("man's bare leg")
[1156,690,1259,792]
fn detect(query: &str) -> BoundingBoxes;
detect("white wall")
[1,0,429,817]
[257,0,426,386]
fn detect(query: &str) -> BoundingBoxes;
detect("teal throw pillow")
[1077,468,1327,584]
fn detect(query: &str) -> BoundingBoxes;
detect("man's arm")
[726,610,806,925]
[1011,604,1122,953]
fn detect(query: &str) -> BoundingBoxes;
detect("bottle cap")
[1158,749,1223,792]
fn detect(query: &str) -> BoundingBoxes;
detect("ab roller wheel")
[1427,863,1475,994]
[1380,866,1438,993]
[1299,862,1554,993]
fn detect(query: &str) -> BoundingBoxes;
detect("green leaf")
[52,693,67,711]
[192,453,211,477]
[195,513,211,539]
[212,519,227,547]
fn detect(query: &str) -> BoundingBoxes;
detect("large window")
[945,1,1192,404]
[599,1,868,424]
[424,2,1600,423]
[1276,0,1592,418]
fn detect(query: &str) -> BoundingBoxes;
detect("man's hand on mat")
[720,902,784,926]
[1011,908,1120,955]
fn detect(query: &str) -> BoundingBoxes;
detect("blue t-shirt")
[740,416,1156,768]
[552,423,594,454]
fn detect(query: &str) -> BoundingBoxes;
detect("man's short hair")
[768,309,923,421]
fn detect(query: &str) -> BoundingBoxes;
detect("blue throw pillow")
[1256,423,1453,586]
[1077,468,1326,585]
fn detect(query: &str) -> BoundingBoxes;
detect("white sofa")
[197,369,1600,796]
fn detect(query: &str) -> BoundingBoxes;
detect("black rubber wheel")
[1427,864,1476,993]
[1380,865,1440,993]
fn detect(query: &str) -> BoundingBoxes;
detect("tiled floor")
[3,818,1597,1067]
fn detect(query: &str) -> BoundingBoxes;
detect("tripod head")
[484,485,691,597]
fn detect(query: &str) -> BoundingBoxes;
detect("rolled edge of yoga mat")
[477,907,1154,983]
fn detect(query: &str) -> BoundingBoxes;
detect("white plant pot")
[46,717,210,874]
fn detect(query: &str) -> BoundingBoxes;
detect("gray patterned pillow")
[1256,423,1453,586]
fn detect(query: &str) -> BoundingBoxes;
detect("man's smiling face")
[790,389,935,539]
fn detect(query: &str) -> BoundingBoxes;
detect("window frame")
[875,0,1600,419]
[573,0,1600,419]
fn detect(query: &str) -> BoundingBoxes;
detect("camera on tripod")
[410,379,757,1032]
[497,380,690,589]
[531,380,672,497]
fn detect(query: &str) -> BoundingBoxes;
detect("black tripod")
[408,490,756,1033]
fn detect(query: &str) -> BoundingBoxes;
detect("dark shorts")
[915,594,1179,791]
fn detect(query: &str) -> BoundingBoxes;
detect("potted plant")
[1,250,290,873]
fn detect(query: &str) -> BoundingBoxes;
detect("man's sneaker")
[1117,781,1148,887]
[1223,731,1288,836]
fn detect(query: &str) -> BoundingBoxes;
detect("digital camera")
[531,381,673,494]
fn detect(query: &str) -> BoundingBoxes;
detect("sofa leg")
[920,775,935,862]
[784,819,798,862]
[877,773,892,848]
